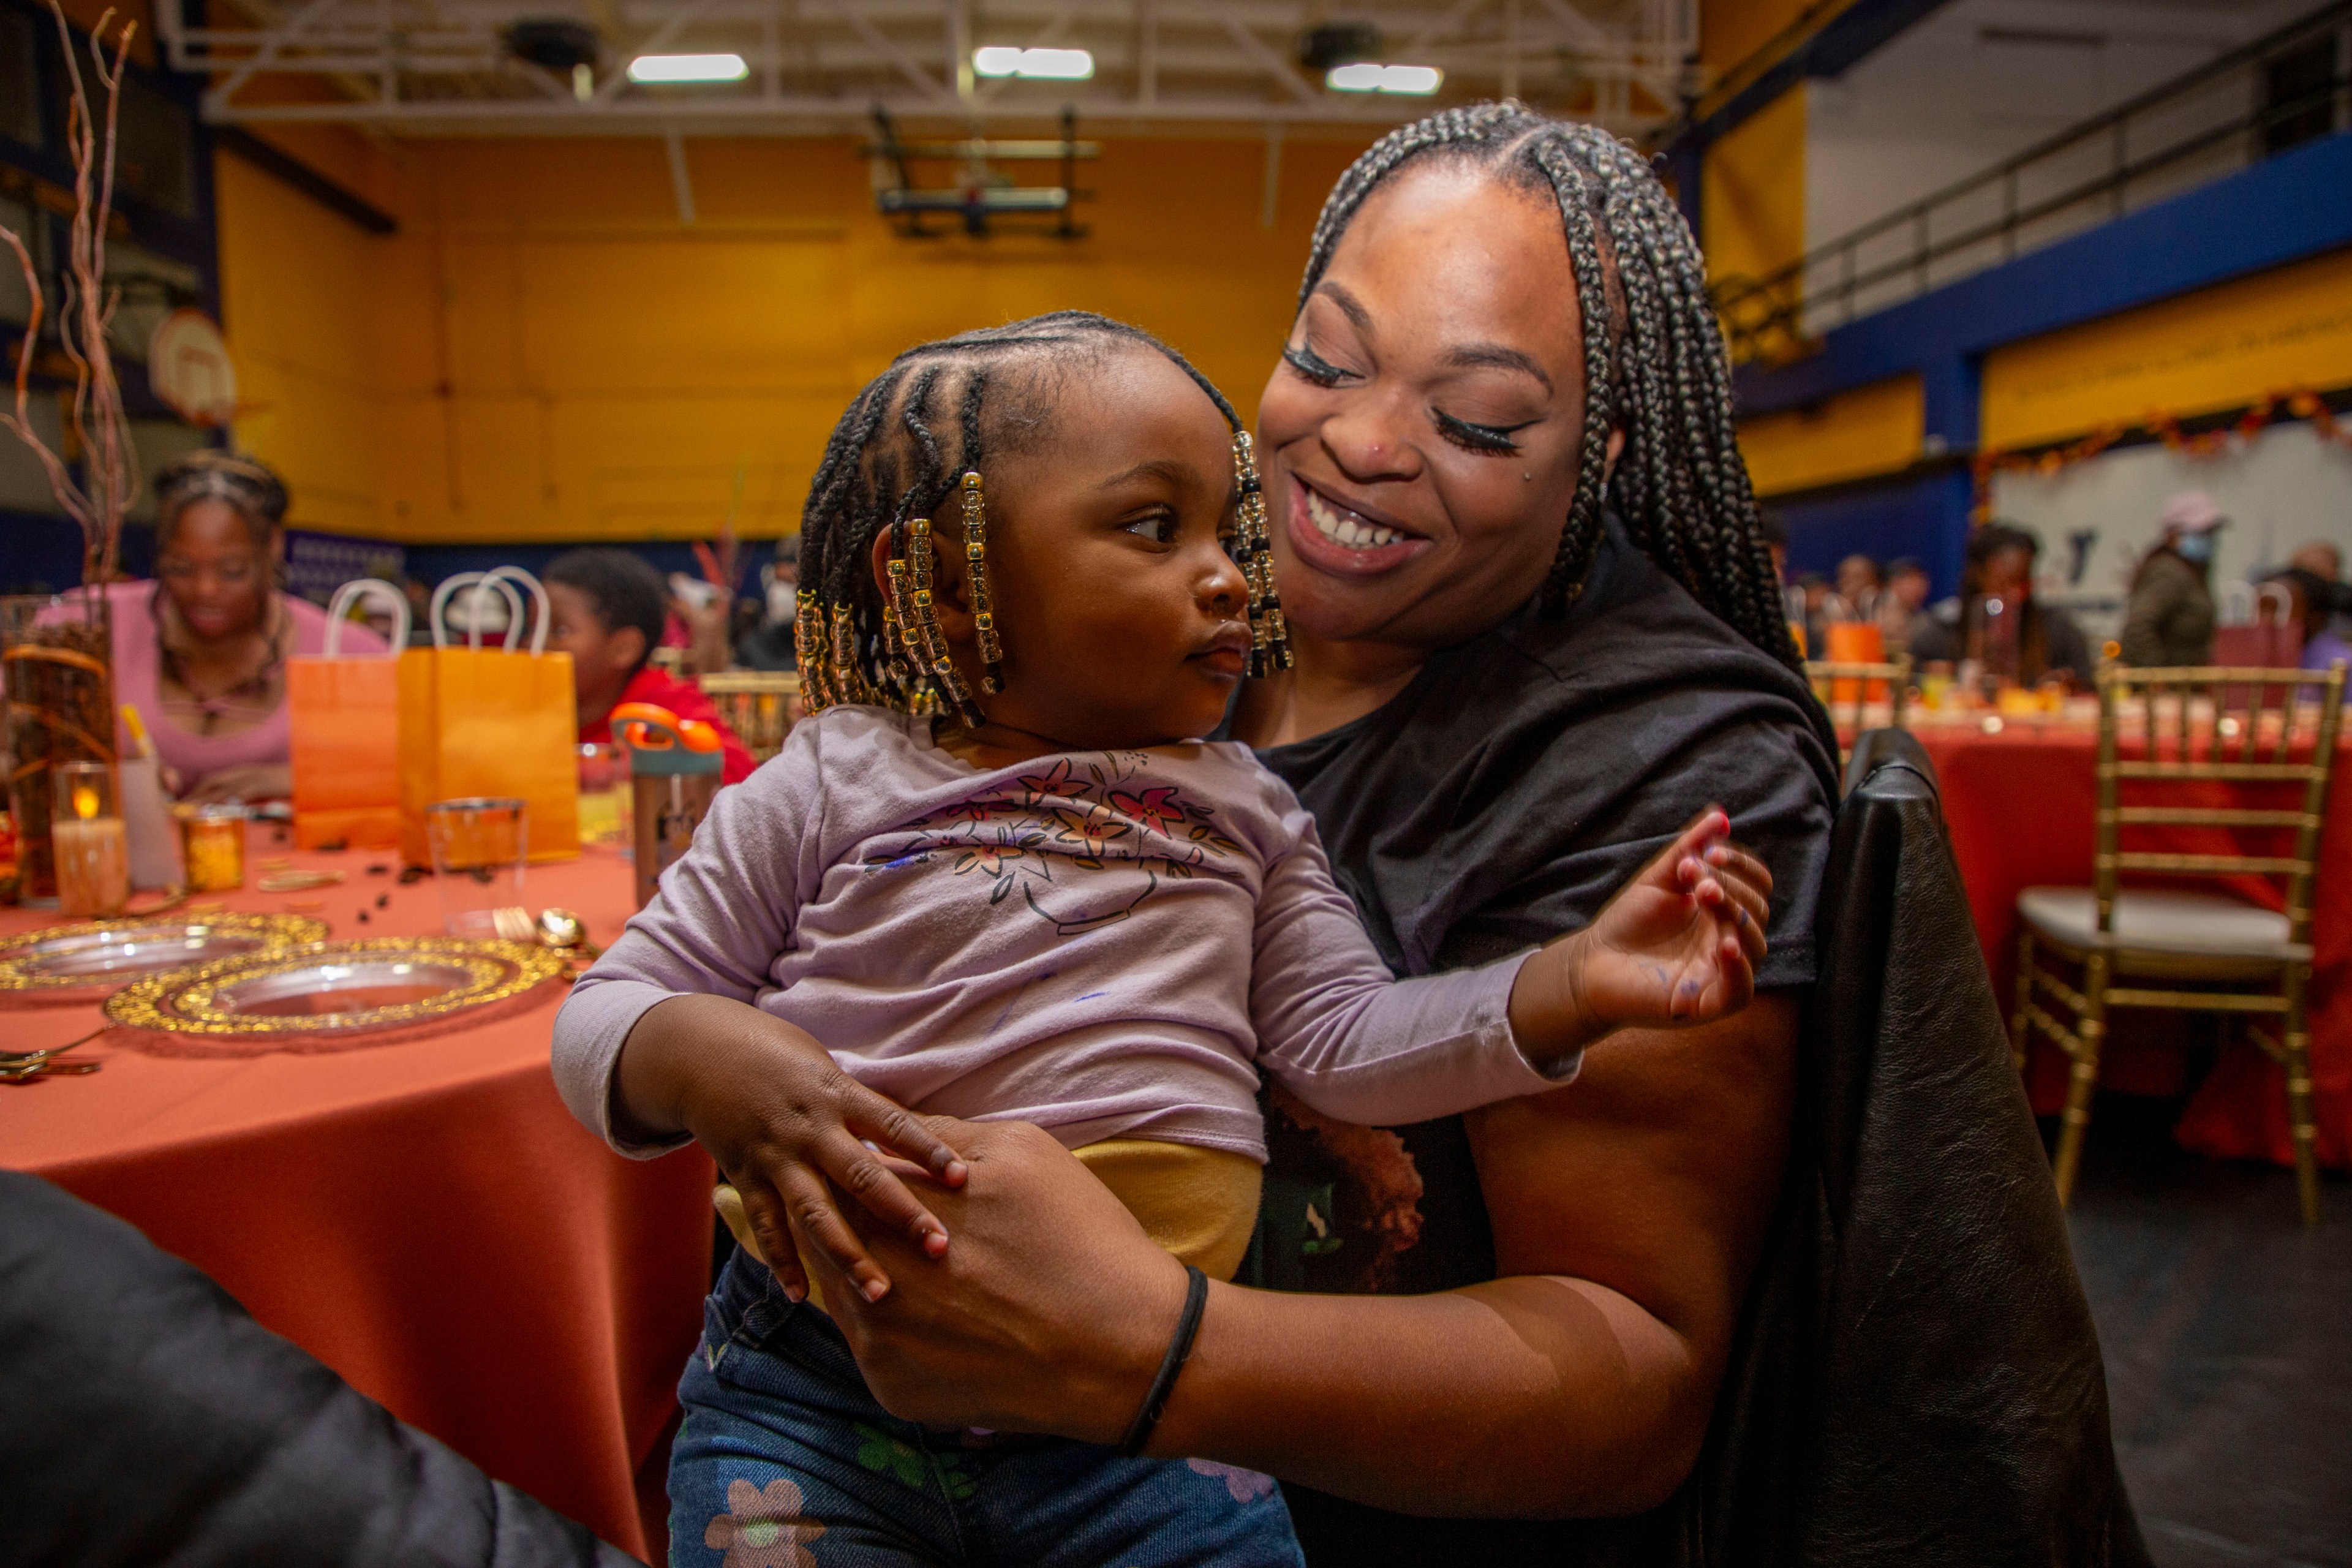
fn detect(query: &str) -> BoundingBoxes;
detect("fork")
[0,1026,107,1071]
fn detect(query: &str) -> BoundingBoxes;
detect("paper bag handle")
[480,565,554,657]
[322,578,410,655]
[430,573,526,651]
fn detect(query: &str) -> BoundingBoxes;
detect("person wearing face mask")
[2119,491,2223,666]
[104,450,386,803]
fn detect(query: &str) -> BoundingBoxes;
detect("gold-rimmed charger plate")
[104,936,566,1040]
[0,913,331,1004]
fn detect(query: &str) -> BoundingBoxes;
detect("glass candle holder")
[426,797,528,938]
[575,743,631,846]
[4,592,116,903]
[176,802,249,892]
[51,761,129,918]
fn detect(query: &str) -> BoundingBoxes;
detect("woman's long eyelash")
[1283,344,1353,386]
[1433,409,1532,455]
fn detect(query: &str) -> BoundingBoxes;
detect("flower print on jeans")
[1187,1458,1278,1504]
[704,1477,827,1568]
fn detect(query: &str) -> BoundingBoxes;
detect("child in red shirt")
[544,549,760,784]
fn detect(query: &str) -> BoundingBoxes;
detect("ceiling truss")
[157,0,1700,135]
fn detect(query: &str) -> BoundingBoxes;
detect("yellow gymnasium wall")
[1700,88,1807,302]
[1738,374,1924,496]
[218,134,1373,545]
[1980,245,2352,451]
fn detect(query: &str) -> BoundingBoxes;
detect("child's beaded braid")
[796,312,1291,725]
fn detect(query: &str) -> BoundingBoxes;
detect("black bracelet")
[1117,1264,1208,1458]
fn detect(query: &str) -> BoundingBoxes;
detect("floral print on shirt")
[872,749,1243,935]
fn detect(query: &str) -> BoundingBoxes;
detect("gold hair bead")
[1231,432,1292,676]
[796,588,835,710]
[961,470,1005,696]
[905,518,985,727]
[830,603,873,706]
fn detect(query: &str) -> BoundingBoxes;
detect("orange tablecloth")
[0,829,712,1559]
[1914,719,2352,1169]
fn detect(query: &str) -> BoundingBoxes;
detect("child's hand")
[697,1047,967,1307]
[1571,809,1772,1031]
[620,994,968,1305]
[1506,809,1772,1058]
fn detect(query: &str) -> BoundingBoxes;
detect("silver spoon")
[536,907,603,960]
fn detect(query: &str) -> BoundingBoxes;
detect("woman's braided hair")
[1300,102,1800,668]
[152,449,290,548]
[796,310,1268,712]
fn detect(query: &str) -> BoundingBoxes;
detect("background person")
[105,450,385,803]
[733,539,800,672]
[2258,566,2352,674]
[543,549,757,784]
[1836,552,1881,616]
[1795,570,1834,660]
[2119,490,2222,666]
[1909,522,2094,684]
[2290,540,2342,583]
[1880,555,1932,655]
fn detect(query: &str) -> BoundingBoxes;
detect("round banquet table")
[1905,712,2352,1172]
[0,827,712,1561]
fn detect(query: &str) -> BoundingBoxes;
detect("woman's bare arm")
[816,992,1797,1518]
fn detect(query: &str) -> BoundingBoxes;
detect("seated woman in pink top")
[109,451,385,803]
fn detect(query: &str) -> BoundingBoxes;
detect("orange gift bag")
[289,578,410,850]
[398,568,580,866]
[1823,619,1888,703]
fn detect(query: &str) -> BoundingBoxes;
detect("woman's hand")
[182,763,292,804]
[1511,810,1771,1055]
[803,1118,1193,1443]
[614,993,967,1303]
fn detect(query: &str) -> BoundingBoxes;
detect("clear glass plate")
[0,914,330,1001]
[216,960,480,1017]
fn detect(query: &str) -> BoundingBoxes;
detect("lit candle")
[54,778,129,918]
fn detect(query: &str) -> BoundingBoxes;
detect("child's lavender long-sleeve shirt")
[553,706,1571,1163]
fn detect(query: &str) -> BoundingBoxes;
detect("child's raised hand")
[1572,809,1772,1031]
[1506,809,1773,1058]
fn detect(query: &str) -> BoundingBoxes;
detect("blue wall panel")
[1736,129,2352,419]
[403,540,782,594]
[1775,468,1975,600]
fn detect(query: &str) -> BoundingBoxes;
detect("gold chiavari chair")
[695,671,801,763]
[2011,660,2347,1223]
[1804,655,1912,765]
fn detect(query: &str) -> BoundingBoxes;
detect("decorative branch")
[0,1,139,600]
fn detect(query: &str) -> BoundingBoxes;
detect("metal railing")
[1712,2,2352,366]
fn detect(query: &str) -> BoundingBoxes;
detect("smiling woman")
[104,451,386,804]
[550,305,1787,1568]
[764,106,1845,1568]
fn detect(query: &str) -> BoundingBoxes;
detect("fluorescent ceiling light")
[628,52,748,83]
[1325,62,1442,94]
[973,46,1095,80]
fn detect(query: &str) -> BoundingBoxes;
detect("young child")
[543,547,759,784]
[551,313,1772,1568]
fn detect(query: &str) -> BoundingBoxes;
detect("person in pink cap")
[2120,489,2224,665]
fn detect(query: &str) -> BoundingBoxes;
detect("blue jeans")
[670,1251,1305,1568]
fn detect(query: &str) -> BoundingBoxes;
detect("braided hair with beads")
[1298,102,1800,669]
[796,311,1289,722]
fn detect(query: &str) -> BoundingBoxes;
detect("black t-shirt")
[1241,516,1839,1564]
